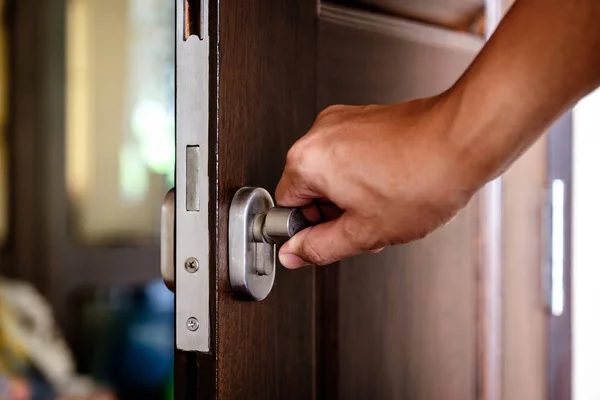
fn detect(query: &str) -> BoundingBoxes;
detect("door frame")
[546,113,573,400]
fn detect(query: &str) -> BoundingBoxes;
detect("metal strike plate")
[175,0,210,352]
[229,187,311,301]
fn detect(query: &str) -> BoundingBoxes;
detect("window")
[66,0,175,244]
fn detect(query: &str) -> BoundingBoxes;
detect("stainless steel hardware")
[229,187,310,301]
[162,186,309,304]
[186,146,202,211]
[176,0,210,352]
[252,206,311,244]
[160,188,175,292]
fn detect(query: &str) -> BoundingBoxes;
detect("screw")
[185,257,199,273]
[187,317,199,332]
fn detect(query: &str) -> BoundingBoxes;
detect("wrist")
[435,83,512,193]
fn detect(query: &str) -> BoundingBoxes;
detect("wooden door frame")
[547,113,573,400]
[475,1,507,398]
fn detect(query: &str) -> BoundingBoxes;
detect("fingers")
[316,201,343,220]
[300,201,343,224]
[275,168,320,207]
[278,214,366,269]
[276,132,326,207]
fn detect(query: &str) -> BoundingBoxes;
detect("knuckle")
[323,104,346,114]
[302,237,329,266]
[286,139,323,174]
[315,104,347,123]
[342,219,372,251]
[285,145,303,167]
[286,143,311,171]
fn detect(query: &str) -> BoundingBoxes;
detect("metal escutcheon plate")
[229,187,276,300]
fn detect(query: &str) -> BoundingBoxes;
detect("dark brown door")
[317,4,491,400]
[173,0,318,398]
[173,1,511,400]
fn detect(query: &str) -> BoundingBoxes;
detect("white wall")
[573,90,600,400]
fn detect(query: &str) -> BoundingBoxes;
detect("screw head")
[187,317,199,332]
[185,257,199,273]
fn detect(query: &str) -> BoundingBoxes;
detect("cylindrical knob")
[252,207,311,244]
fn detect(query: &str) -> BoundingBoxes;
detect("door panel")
[501,138,549,400]
[318,5,483,399]
[329,0,484,29]
[217,1,317,394]
[318,5,483,104]
[546,115,572,400]
[175,0,318,398]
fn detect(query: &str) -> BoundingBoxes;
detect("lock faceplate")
[229,187,276,301]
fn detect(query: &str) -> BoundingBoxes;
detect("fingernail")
[369,247,385,254]
[279,252,309,269]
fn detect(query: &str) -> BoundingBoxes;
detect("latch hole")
[184,0,203,40]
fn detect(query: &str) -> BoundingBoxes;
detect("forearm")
[447,0,600,185]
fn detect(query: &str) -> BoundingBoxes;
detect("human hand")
[275,94,482,268]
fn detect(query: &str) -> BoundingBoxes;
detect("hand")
[275,94,481,268]
[274,0,600,269]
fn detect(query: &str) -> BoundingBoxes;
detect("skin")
[275,0,600,269]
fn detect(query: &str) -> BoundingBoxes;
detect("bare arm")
[452,0,600,184]
[275,0,600,268]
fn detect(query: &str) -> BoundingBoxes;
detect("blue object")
[117,280,174,391]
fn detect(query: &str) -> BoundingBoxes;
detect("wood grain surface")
[215,0,318,399]
[327,0,484,30]
[318,5,483,399]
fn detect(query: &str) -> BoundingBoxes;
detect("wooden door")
[329,0,484,29]
[317,4,485,399]
[172,1,533,400]
[173,0,318,398]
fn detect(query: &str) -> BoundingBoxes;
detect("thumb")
[278,214,363,269]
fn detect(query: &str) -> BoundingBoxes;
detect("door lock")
[228,187,310,300]
[160,186,309,301]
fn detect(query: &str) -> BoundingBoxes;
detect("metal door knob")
[161,187,309,300]
[252,207,311,244]
[229,187,311,300]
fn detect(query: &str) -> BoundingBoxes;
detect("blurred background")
[0,0,174,398]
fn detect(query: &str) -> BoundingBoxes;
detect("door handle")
[161,186,310,300]
[229,187,311,301]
